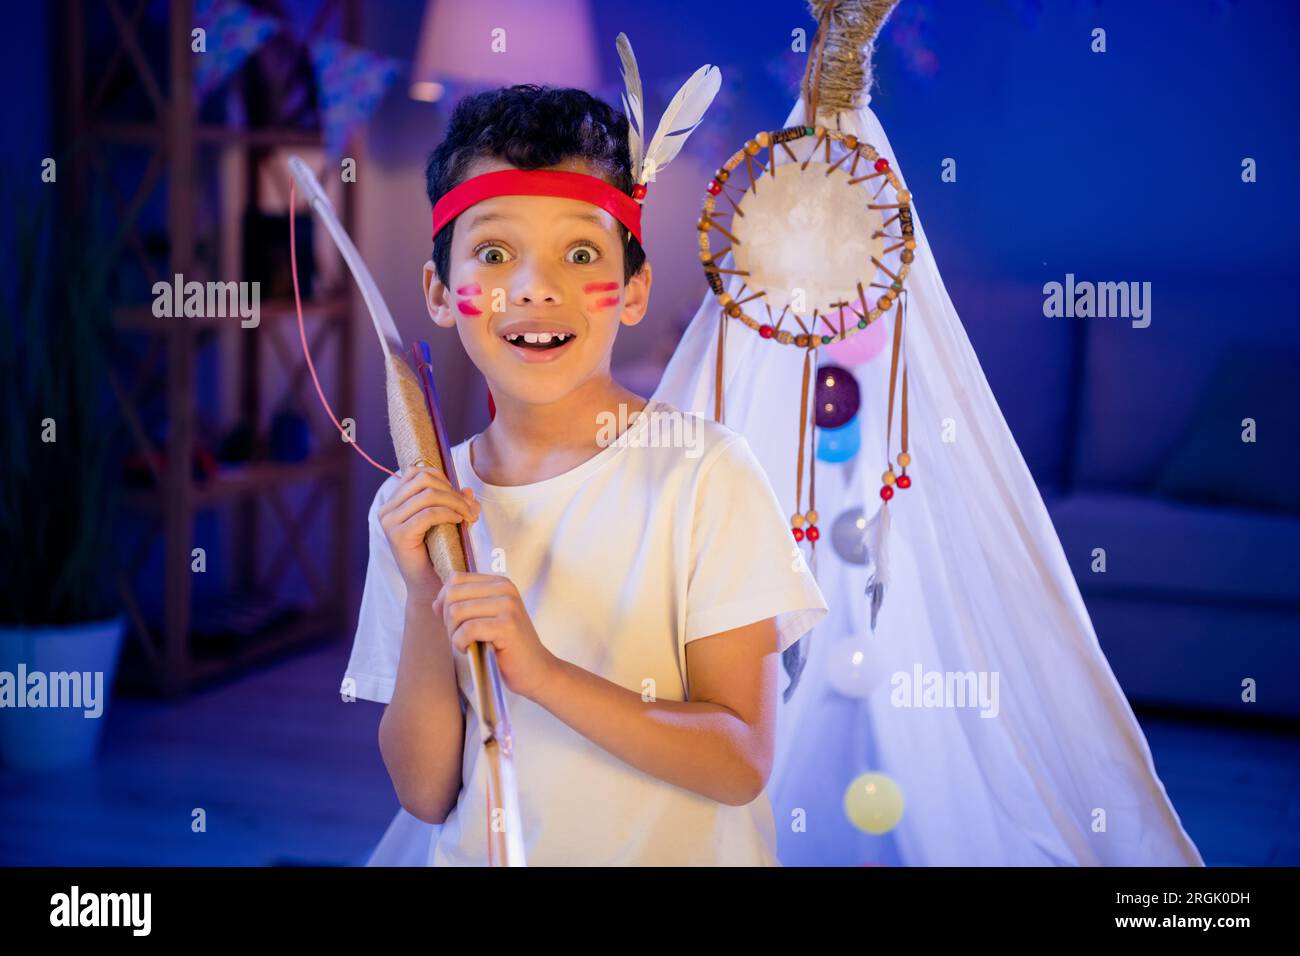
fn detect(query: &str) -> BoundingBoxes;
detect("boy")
[343,84,827,865]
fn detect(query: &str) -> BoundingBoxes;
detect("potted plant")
[0,191,130,770]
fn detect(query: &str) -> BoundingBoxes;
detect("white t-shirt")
[342,398,827,865]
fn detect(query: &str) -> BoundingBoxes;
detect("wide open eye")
[474,243,513,265]
[566,243,601,265]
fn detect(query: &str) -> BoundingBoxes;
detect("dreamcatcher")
[694,0,908,693]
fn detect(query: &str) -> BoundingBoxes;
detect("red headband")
[431,169,643,244]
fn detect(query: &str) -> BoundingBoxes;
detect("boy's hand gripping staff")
[287,156,526,867]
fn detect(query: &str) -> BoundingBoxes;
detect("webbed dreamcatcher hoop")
[698,123,916,541]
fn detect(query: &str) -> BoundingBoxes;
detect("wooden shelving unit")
[62,0,363,695]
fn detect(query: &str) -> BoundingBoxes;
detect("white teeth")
[504,332,572,345]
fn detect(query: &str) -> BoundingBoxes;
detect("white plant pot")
[0,616,126,771]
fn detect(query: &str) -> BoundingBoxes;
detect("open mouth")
[501,331,577,352]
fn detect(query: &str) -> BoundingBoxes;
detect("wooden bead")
[901,250,915,264]
[882,470,896,486]
[814,125,826,138]
[791,513,805,528]
[745,140,761,155]
[756,131,771,148]
[725,303,742,317]
[844,134,858,149]
[905,238,916,250]
[897,452,911,467]
[806,510,819,524]
[898,190,911,204]
[715,168,729,183]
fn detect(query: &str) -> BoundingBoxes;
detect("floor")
[1,640,1296,866]
[0,639,396,866]
[1135,710,1300,866]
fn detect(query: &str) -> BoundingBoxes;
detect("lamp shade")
[410,0,599,101]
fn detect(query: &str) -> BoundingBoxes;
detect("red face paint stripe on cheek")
[583,281,619,293]
[457,301,482,316]
[591,296,620,311]
[456,284,482,296]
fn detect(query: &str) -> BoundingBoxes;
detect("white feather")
[865,502,891,630]
[640,62,721,183]
[616,32,645,184]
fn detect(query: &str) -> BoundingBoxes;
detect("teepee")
[653,0,1202,866]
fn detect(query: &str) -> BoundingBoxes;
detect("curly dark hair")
[425,84,647,286]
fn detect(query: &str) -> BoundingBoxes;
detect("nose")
[512,257,564,306]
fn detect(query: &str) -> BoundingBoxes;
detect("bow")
[287,156,526,866]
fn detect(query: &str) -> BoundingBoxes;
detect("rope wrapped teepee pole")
[803,0,900,121]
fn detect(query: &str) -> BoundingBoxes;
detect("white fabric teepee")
[652,92,1203,866]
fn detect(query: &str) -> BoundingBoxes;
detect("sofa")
[974,272,1300,721]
